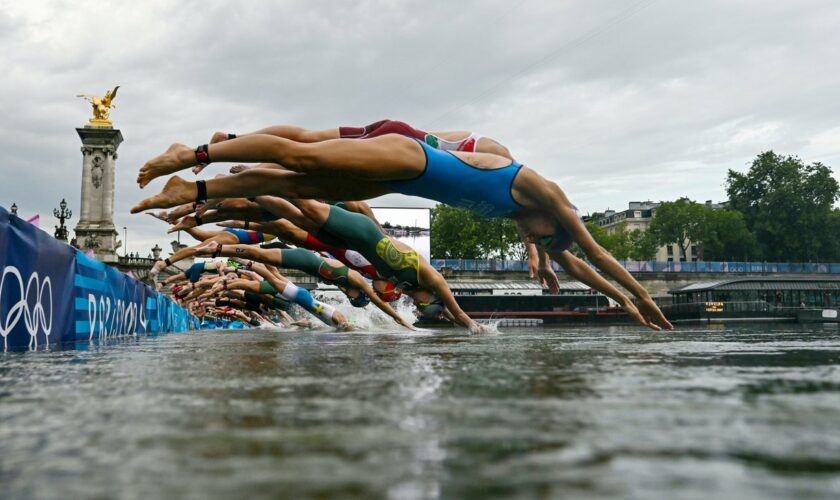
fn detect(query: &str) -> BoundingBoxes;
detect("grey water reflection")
[2,324,840,499]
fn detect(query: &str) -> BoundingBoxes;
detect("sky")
[1,0,839,257]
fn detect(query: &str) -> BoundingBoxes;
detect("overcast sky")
[1,0,839,257]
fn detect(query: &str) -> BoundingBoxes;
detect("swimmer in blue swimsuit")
[135,127,673,331]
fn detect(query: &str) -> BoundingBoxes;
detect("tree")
[648,198,706,260]
[628,228,658,261]
[727,151,840,261]
[699,209,760,261]
[430,205,483,259]
[430,204,525,259]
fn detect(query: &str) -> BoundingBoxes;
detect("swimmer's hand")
[622,297,674,331]
[537,264,561,294]
[637,296,674,331]
[528,252,539,279]
[469,322,490,335]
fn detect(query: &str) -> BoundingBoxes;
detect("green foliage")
[628,228,658,260]
[649,198,706,258]
[700,209,760,261]
[727,151,840,261]
[430,204,525,260]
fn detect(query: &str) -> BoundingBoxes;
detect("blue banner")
[1,206,197,350]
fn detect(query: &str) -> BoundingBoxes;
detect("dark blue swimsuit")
[384,139,524,218]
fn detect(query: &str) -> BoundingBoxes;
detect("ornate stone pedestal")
[74,125,123,263]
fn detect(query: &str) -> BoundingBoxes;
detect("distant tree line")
[431,151,840,262]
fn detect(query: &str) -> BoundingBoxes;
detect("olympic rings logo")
[0,266,53,350]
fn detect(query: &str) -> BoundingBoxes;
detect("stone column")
[74,125,124,263]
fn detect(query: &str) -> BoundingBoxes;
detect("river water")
[2,323,840,499]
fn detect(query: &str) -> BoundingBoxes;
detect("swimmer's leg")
[132,172,390,213]
[137,134,422,188]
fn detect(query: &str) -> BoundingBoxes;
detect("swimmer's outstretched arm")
[551,251,660,330]
[546,197,672,331]
[514,174,672,331]
[421,271,483,333]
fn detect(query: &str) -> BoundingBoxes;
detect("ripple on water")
[3,324,840,499]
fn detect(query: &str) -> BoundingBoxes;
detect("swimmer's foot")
[193,133,233,174]
[167,215,198,233]
[131,175,197,213]
[229,164,254,174]
[210,131,230,144]
[149,260,167,276]
[137,143,196,188]
[193,240,220,256]
[147,211,170,223]
[166,204,196,220]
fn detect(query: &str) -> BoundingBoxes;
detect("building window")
[690,245,698,257]
[634,211,641,218]
[667,245,674,256]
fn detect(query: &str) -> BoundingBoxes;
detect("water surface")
[2,324,840,499]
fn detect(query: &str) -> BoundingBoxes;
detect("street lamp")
[10,203,18,215]
[53,198,72,242]
[123,226,128,257]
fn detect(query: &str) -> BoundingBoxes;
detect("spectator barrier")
[1,206,198,350]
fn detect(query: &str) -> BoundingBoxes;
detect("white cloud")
[1,0,840,255]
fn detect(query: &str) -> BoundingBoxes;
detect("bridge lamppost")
[53,198,72,242]
[10,203,18,216]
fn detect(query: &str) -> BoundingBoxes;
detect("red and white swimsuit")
[339,119,482,153]
[303,234,383,280]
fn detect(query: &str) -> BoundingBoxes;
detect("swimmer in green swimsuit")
[193,241,414,330]
[273,200,481,331]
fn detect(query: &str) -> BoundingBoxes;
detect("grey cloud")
[2,0,839,255]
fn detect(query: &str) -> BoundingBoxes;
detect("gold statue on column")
[76,86,120,126]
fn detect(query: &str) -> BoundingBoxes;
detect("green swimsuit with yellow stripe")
[317,205,421,290]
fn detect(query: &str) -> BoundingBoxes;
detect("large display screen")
[370,208,431,262]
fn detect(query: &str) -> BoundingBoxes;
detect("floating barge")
[424,281,633,326]
[663,277,840,324]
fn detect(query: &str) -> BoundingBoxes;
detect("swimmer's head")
[348,289,371,308]
[536,224,574,253]
[374,279,402,302]
[413,292,445,319]
[518,209,576,253]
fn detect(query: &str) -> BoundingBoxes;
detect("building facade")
[592,200,725,262]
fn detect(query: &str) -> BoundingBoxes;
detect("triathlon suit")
[339,119,481,153]
[184,261,218,283]
[302,234,383,280]
[223,228,276,244]
[318,205,422,290]
[254,279,337,326]
[278,248,352,288]
[429,132,482,153]
[385,139,524,218]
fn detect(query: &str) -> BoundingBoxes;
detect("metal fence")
[430,259,840,274]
